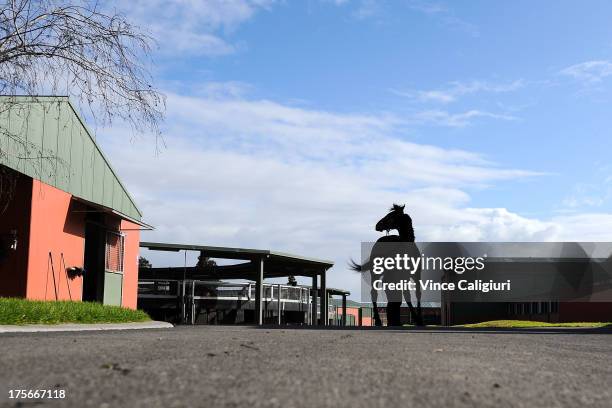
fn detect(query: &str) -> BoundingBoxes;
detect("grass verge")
[0,297,151,325]
[459,320,612,329]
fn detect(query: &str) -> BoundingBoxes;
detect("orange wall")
[361,316,373,326]
[120,220,140,309]
[24,180,141,309]
[337,306,373,326]
[26,180,85,301]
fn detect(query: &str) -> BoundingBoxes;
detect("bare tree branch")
[0,0,165,213]
[0,0,164,134]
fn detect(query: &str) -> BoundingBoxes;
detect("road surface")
[1,326,611,407]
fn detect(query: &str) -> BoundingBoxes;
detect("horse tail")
[348,258,363,272]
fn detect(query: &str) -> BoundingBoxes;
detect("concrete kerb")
[0,321,173,333]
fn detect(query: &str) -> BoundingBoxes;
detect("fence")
[138,279,338,325]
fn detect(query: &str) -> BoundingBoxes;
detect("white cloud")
[392,80,525,104]
[98,90,611,298]
[563,190,606,208]
[196,81,253,98]
[407,1,449,15]
[562,176,612,209]
[353,0,382,20]
[389,80,523,127]
[162,31,236,56]
[407,0,479,37]
[111,0,275,56]
[560,60,612,83]
[324,0,351,5]
[414,90,456,104]
[551,213,612,241]
[409,109,517,127]
[323,0,382,19]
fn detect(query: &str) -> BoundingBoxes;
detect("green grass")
[459,320,612,329]
[0,297,151,325]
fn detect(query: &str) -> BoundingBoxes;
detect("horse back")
[376,235,402,243]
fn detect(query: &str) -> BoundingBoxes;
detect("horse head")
[375,203,415,242]
[375,203,406,233]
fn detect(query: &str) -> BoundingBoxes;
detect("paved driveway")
[1,326,611,407]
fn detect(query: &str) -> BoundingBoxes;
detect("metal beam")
[311,275,318,326]
[320,271,327,326]
[255,258,264,325]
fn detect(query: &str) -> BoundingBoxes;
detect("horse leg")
[415,275,424,326]
[372,300,382,326]
[405,243,424,326]
[386,302,402,326]
[402,289,419,326]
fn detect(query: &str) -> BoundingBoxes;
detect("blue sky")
[94,1,612,297]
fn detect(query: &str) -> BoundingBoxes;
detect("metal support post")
[342,294,347,326]
[277,284,282,324]
[320,271,327,326]
[255,258,264,325]
[311,275,318,326]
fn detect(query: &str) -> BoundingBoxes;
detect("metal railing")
[139,279,312,302]
[137,279,182,299]
[138,279,328,324]
[185,280,311,303]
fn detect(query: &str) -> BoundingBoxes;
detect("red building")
[330,299,375,326]
[0,97,150,308]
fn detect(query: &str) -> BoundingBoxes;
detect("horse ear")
[391,203,405,213]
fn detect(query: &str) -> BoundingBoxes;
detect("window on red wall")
[105,232,125,273]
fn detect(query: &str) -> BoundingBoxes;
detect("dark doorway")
[83,218,105,302]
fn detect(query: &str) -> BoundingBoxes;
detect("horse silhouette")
[351,204,424,326]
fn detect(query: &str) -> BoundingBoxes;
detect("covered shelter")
[140,241,336,325]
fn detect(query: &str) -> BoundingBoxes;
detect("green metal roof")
[0,96,141,220]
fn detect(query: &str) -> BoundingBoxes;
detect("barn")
[0,96,150,309]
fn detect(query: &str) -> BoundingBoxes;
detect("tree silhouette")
[138,256,152,269]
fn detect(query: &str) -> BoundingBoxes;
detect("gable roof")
[0,96,141,220]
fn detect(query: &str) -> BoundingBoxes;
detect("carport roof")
[140,241,334,279]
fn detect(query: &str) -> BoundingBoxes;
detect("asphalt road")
[1,326,611,408]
